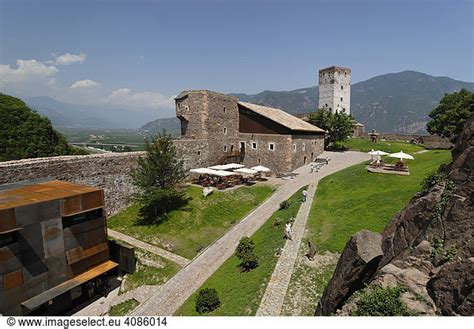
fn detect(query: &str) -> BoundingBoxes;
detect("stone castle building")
[173,90,325,173]
[318,66,351,115]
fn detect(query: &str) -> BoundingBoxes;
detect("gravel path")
[256,182,318,316]
[132,151,370,315]
[108,229,191,267]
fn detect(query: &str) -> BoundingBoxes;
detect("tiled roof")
[238,101,325,133]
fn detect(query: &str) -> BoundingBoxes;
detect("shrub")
[421,171,449,192]
[279,200,290,210]
[352,286,411,316]
[195,288,220,313]
[235,237,259,271]
[274,217,283,227]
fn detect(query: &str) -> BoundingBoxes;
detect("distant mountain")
[25,96,173,129]
[231,71,474,133]
[139,117,181,136]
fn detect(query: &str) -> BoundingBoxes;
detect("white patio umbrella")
[234,168,258,175]
[389,151,414,162]
[251,165,271,172]
[209,163,245,170]
[368,150,389,156]
[190,168,211,174]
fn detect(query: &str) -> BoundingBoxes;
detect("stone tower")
[318,66,351,115]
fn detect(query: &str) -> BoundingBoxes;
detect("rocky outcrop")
[316,114,474,316]
[315,231,383,315]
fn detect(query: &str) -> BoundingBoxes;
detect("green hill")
[0,94,86,161]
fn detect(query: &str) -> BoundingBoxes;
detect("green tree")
[130,132,187,224]
[195,288,221,314]
[0,93,84,161]
[308,109,354,148]
[427,89,474,141]
[235,237,258,271]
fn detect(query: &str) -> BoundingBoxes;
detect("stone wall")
[0,152,144,216]
[239,133,292,173]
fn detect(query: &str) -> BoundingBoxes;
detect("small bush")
[235,237,259,271]
[279,200,290,210]
[274,217,283,227]
[195,288,220,313]
[352,286,411,316]
[421,171,449,192]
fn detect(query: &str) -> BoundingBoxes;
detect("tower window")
[269,143,275,151]
[197,151,201,156]
[185,106,189,111]
[257,158,261,164]
[293,144,296,152]
[341,86,344,90]
[340,97,343,101]
[224,145,227,152]
[325,103,328,107]
[252,142,257,149]
[223,106,226,113]
[223,127,227,134]
[302,143,306,151]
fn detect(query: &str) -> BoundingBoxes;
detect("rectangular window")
[62,209,103,228]
[340,97,343,101]
[252,142,257,149]
[302,143,306,151]
[269,143,275,151]
[223,127,227,135]
[224,145,227,152]
[293,144,296,151]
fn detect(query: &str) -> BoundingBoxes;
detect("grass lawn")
[175,187,307,316]
[307,149,452,252]
[119,247,181,294]
[342,138,425,154]
[108,184,275,259]
[108,299,140,316]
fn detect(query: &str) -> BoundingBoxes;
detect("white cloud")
[70,79,100,89]
[102,88,174,109]
[0,59,58,82]
[54,52,87,65]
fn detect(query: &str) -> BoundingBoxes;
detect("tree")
[130,132,187,224]
[195,288,220,314]
[308,109,354,148]
[0,93,85,161]
[427,89,474,141]
[235,237,258,271]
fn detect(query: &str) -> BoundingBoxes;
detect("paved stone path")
[256,182,318,316]
[108,229,191,267]
[132,151,370,315]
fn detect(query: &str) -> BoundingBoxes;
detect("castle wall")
[238,133,293,173]
[290,134,325,170]
[0,153,144,216]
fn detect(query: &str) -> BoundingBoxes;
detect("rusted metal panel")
[3,269,24,290]
[60,195,82,216]
[65,242,109,265]
[0,180,102,211]
[21,260,118,311]
[81,191,104,211]
[0,209,16,233]
[70,250,109,276]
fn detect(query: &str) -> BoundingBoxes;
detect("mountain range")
[24,96,175,129]
[24,70,473,134]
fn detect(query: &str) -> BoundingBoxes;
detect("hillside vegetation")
[0,94,85,161]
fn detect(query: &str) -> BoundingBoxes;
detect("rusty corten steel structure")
[0,180,118,315]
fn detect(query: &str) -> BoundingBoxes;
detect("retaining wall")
[0,152,145,216]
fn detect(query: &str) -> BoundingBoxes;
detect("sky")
[0,0,473,115]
